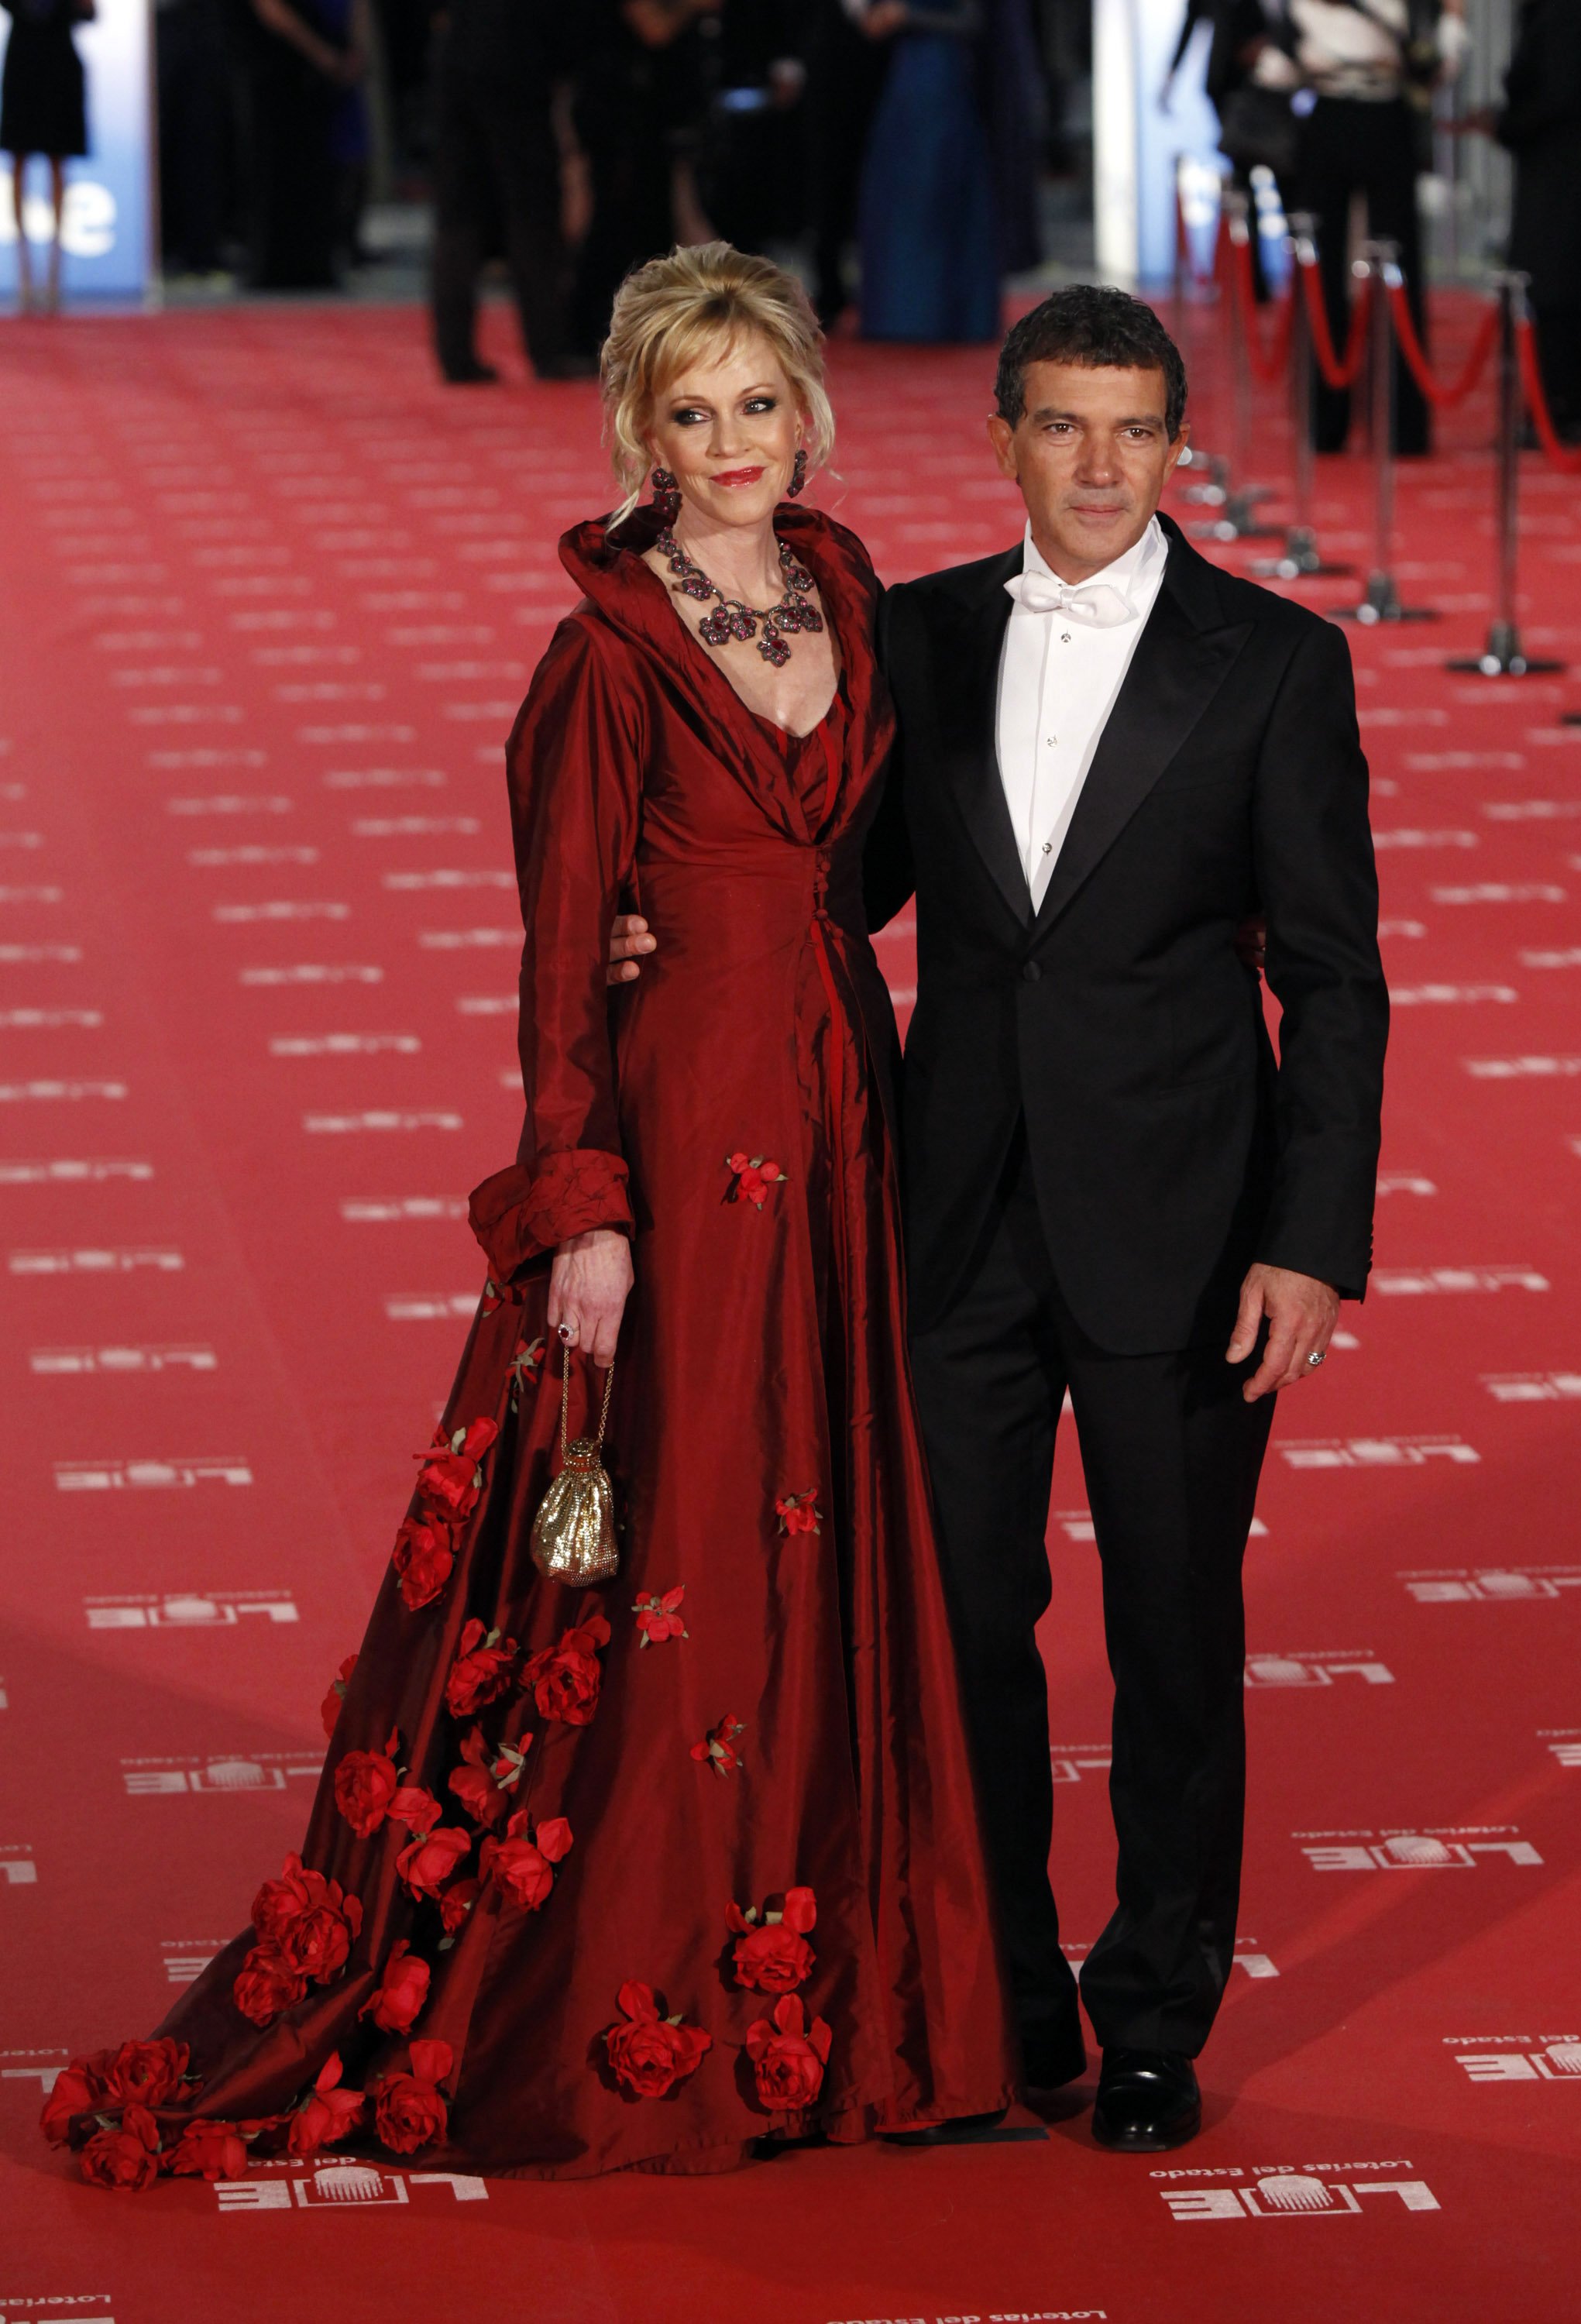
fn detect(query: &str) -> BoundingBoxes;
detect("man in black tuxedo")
[607,285,1387,2151]
[863,285,1387,2150]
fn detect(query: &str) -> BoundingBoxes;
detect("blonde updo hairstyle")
[602,242,834,524]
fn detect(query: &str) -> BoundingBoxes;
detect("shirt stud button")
[1041,842,1053,854]
[1060,632,1072,643]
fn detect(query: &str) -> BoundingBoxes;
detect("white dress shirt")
[995,515,1169,909]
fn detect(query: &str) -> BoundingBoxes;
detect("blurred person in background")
[567,0,722,360]
[246,0,369,290]
[803,0,890,328]
[1,0,94,315]
[1493,0,1581,443]
[1162,0,1294,298]
[691,0,806,262]
[855,0,999,344]
[1251,0,1466,455]
[429,0,584,383]
[156,0,231,284]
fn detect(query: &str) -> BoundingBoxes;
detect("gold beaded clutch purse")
[530,1354,619,1587]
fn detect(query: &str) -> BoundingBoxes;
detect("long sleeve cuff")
[469,1150,634,1286]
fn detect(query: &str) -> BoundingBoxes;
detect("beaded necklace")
[655,527,823,668]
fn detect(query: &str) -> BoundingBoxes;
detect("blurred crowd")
[150,0,1090,366]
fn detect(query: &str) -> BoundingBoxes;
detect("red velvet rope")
[1225,229,1297,386]
[1383,283,1500,411]
[1516,317,1581,474]
[1296,253,1371,390]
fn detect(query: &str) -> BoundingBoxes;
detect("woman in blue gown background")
[856,0,1042,345]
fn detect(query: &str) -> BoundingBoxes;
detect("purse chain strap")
[560,1351,616,1461]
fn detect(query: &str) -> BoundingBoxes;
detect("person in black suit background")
[428,0,581,382]
[1493,0,1581,442]
[866,285,1387,2150]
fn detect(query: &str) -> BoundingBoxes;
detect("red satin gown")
[48,503,1016,2185]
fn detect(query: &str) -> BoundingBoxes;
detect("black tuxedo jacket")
[865,514,1388,1353]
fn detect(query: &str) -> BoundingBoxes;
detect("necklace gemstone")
[657,528,824,668]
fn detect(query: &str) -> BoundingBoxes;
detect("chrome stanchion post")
[1335,240,1437,624]
[1193,187,1280,542]
[1179,167,1229,505]
[1171,151,1187,346]
[1449,272,1562,677]
[1253,212,1354,580]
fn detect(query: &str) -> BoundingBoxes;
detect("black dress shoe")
[442,359,500,386]
[1022,2024,1088,2092]
[1091,2048,1201,2152]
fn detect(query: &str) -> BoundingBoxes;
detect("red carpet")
[2,298,1577,2322]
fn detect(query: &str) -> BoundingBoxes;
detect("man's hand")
[607,913,656,985]
[548,1229,632,1369]
[1227,1263,1340,1401]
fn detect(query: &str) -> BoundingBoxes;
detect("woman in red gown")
[45,243,1016,2188]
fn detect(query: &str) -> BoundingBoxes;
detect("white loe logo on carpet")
[1399,1564,1581,1603]
[1295,1824,1542,1871]
[1445,2033,1581,2083]
[161,1942,222,1985]
[1245,1652,1394,1687]
[1280,1435,1480,1470]
[1483,1371,1581,1401]
[10,1247,181,1274]
[0,1160,152,1184]
[385,1294,478,1322]
[342,1198,468,1222]
[1371,1266,1548,1294]
[215,2161,488,2212]
[122,1752,321,1797]
[56,1457,253,1492]
[1050,1742,1111,1783]
[84,1590,298,1630]
[1157,2161,1439,2221]
[31,1346,217,1377]
[1541,1730,1581,1769]
[0,1848,38,1888]
[0,2297,113,2323]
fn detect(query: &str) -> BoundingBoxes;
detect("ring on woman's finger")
[558,1322,578,1346]
[1306,1349,1326,1369]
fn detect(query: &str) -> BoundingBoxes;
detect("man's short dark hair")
[995,284,1187,440]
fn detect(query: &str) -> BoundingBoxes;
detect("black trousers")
[156,0,229,276]
[908,1129,1274,2060]
[430,45,568,378]
[804,2,889,326]
[1531,301,1581,438]
[1294,95,1430,456]
[568,60,675,359]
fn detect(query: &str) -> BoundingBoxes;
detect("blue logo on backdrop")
[0,0,151,301]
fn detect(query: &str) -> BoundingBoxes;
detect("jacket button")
[1021,961,1042,985]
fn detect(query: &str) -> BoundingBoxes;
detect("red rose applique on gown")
[43,506,1016,2184]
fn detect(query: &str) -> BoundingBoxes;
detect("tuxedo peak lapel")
[1031,545,1252,939]
[937,546,1032,932]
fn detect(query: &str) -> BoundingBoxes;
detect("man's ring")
[1306,1349,1325,1369]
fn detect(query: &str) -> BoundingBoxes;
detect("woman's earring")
[786,448,808,500]
[651,466,680,523]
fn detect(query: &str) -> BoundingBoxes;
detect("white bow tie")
[1004,570,1136,627]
